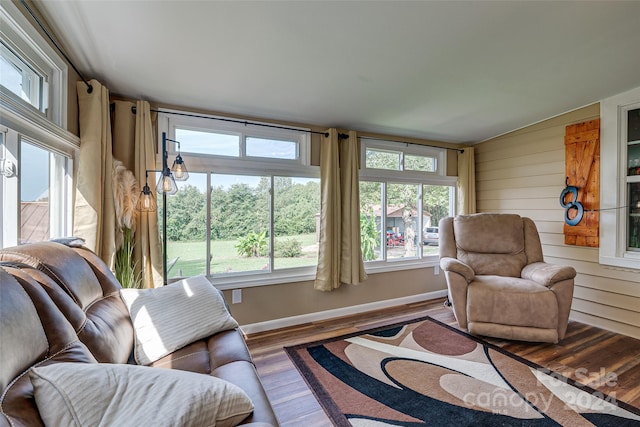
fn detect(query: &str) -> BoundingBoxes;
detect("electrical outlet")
[231,289,242,304]
[434,265,440,276]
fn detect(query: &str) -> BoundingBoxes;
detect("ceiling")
[35,1,640,144]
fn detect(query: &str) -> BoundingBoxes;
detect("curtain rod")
[127,106,464,153]
[19,0,93,94]
[355,135,465,153]
[129,106,330,137]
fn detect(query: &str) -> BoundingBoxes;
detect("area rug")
[285,316,640,426]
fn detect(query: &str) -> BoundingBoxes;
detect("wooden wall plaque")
[564,119,600,247]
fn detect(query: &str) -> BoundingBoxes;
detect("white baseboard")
[239,289,448,335]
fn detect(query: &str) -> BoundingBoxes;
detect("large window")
[1,2,74,249]
[159,112,319,287]
[601,86,640,269]
[359,139,456,269]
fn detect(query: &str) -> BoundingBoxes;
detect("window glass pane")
[359,181,383,261]
[405,154,436,172]
[387,183,419,259]
[164,173,208,279]
[629,182,640,251]
[366,148,401,170]
[20,142,49,243]
[0,43,42,110]
[210,174,270,274]
[246,137,297,160]
[273,177,320,269]
[422,185,453,256]
[175,128,239,157]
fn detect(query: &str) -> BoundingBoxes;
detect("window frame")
[601,86,640,269]
[1,127,74,247]
[158,111,320,289]
[361,138,445,178]
[0,1,67,127]
[162,109,311,169]
[360,138,456,273]
[0,1,76,249]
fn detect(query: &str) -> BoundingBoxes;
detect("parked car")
[423,226,439,245]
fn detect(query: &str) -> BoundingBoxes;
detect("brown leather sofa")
[0,240,278,427]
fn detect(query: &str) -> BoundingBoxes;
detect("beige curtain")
[314,129,367,291]
[74,79,116,268]
[134,101,163,288]
[457,146,476,215]
[112,100,163,288]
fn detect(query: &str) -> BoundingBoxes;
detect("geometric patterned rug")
[285,316,640,426]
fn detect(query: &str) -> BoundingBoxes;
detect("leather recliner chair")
[439,213,576,343]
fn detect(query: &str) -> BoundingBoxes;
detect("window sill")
[212,268,317,290]
[364,258,439,274]
[599,253,640,271]
[210,258,439,290]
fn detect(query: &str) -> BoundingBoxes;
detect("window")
[169,114,309,165]
[0,1,67,126]
[365,146,438,173]
[159,112,319,287]
[359,139,456,270]
[0,2,75,249]
[0,42,44,111]
[1,128,73,247]
[601,85,640,269]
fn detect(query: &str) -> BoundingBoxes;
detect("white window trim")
[600,85,640,270]
[0,1,68,128]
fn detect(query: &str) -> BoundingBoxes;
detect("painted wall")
[474,103,640,339]
[223,266,447,328]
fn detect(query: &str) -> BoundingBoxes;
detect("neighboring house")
[370,204,433,236]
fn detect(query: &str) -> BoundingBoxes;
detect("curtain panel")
[133,101,163,288]
[112,100,163,288]
[314,129,367,291]
[75,85,162,287]
[74,80,116,268]
[457,147,476,215]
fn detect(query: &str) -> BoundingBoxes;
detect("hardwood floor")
[244,298,640,426]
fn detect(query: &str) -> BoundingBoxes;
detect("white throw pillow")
[30,363,254,427]
[120,275,239,365]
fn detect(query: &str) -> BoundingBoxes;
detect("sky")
[20,142,49,202]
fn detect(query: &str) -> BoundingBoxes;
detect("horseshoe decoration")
[560,178,583,226]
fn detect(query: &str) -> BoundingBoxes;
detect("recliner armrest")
[521,262,576,287]
[440,257,475,283]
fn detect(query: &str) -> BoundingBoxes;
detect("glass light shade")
[136,183,157,212]
[156,170,178,195]
[171,154,189,181]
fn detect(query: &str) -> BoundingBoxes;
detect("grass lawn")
[168,234,440,279]
[167,233,318,278]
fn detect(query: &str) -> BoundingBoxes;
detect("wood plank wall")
[474,103,640,339]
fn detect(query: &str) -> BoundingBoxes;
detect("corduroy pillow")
[120,275,239,365]
[30,362,253,427]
